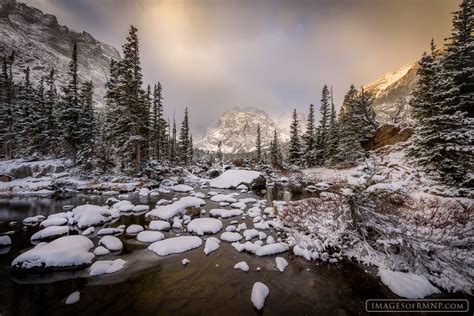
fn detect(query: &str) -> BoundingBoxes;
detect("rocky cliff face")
[0,0,120,106]
[364,63,418,124]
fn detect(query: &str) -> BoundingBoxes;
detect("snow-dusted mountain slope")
[0,0,120,106]
[197,107,305,154]
[364,63,418,124]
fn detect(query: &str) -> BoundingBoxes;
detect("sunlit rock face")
[364,63,418,124]
[0,0,120,106]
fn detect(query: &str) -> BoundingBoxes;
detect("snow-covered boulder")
[0,235,12,246]
[72,205,113,229]
[204,237,220,255]
[136,231,165,243]
[11,236,94,271]
[99,236,123,251]
[221,232,243,242]
[30,226,69,242]
[148,236,202,256]
[149,220,171,231]
[145,196,205,220]
[65,291,80,305]
[22,215,45,226]
[210,170,265,189]
[234,261,249,272]
[39,217,68,228]
[172,184,194,193]
[255,243,289,256]
[275,257,288,272]
[126,224,144,235]
[209,208,243,219]
[187,218,223,235]
[89,259,126,276]
[251,282,269,310]
[378,269,440,298]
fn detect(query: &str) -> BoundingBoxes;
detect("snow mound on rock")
[251,282,269,310]
[210,170,263,189]
[148,236,202,256]
[89,259,126,276]
[12,236,94,270]
[187,218,223,235]
[137,231,165,243]
[379,269,440,298]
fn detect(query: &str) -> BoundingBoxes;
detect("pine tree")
[77,80,95,168]
[43,69,61,155]
[318,85,330,163]
[150,82,164,160]
[327,86,339,164]
[216,141,223,164]
[188,134,193,163]
[61,42,81,159]
[0,52,16,159]
[120,26,148,173]
[169,114,177,162]
[14,67,35,156]
[255,123,262,163]
[270,130,283,168]
[410,0,473,188]
[335,85,363,165]
[179,107,191,165]
[303,104,317,166]
[288,109,302,166]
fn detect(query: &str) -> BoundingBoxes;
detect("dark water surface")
[0,185,450,315]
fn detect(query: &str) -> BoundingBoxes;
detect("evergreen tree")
[0,52,16,159]
[303,104,317,166]
[179,107,191,165]
[288,109,302,166]
[270,130,283,168]
[188,135,193,163]
[43,69,61,155]
[318,85,330,163]
[327,86,339,164]
[61,42,81,159]
[77,80,95,168]
[410,0,473,188]
[150,82,165,160]
[216,141,223,164]
[335,85,363,165]
[14,67,35,156]
[169,114,177,162]
[255,123,262,163]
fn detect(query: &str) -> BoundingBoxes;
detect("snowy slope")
[196,107,305,154]
[364,63,418,124]
[0,0,121,106]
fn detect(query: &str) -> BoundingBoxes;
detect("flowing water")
[0,185,418,315]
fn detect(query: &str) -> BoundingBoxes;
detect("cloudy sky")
[25,0,459,136]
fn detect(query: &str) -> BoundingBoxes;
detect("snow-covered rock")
[89,259,126,276]
[145,196,205,220]
[93,246,110,256]
[148,236,202,256]
[99,236,123,251]
[187,218,223,235]
[204,237,220,255]
[275,257,288,272]
[72,205,113,229]
[182,258,190,266]
[255,243,289,256]
[22,215,45,226]
[251,282,269,310]
[149,220,171,231]
[126,224,144,235]
[30,226,69,242]
[136,231,165,243]
[210,170,265,189]
[378,269,440,299]
[133,205,150,213]
[65,291,80,305]
[221,232,243,242]
[172,184,194,193]
[234,261,249,272]
[39,217,68,228]
[0,235,12,246]
[12,236,94,271]
[209,208,243,219]
[97,227,124,236]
